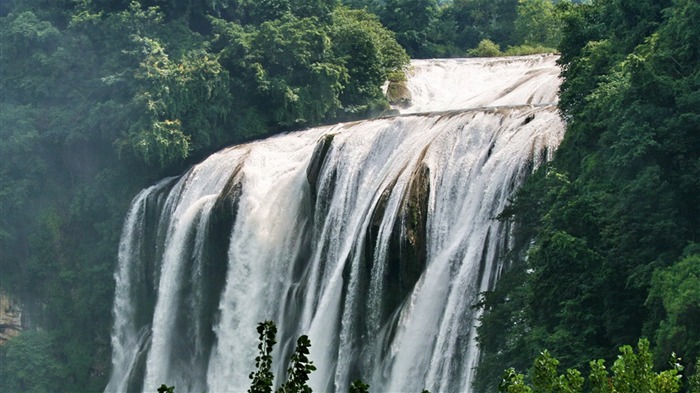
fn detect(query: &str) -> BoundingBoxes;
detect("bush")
[499,339,685,393]
[467,39,502,57]
[0,331,65,393]
[504,44,557,56]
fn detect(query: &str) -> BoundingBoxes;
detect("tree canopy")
[0,1,406,390]
[499,340,687,393]
[476,0,700,391]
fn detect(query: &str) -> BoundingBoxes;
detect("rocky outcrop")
[391,162,430,294]
[386,81,412,108]
[307,133,335,204]
[0,291,22,345]
[366,162,430,326]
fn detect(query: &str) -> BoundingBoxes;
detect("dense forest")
[0,1,410,390]
[475,0,700,391]
[0,0,697,392]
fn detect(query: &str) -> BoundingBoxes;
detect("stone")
[0,291,22,345]
[386,81,412,108]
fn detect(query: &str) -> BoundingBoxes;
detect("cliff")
[0,291,22,345]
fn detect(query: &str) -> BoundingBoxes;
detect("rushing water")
[105,54,564,393]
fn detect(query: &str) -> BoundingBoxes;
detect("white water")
[106,54,564,393]
[401,55,560,114]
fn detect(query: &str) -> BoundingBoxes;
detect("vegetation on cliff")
[475,0,700,391]
[0,1,407,390]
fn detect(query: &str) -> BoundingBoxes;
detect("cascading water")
[105,54,564,393]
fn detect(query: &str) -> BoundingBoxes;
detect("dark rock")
[306,134,335,204]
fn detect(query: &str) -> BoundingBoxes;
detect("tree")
[448,0,519,49]
[249,321,278,393]
[120,35,231,167]
[330,7,408,113]
[379,0,439,57]
[160,321,431,393]
[514,0,562,48]
[277,335,317,393]
[647,246,700,378]
[499,340,684,393]
[467,39,502,57]
[0,331,66,392]
[0,1,409,391]
[475,0,700,390]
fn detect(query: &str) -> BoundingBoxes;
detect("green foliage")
[500,368,533,393]
[245,321,372,393]
[378,0,438,57]
[607,340,682,393]
[277,335,316,393]
[342,0,383,13]
[124,35,231,167]
[330,7,408,113]
[249,321,278,393]
[157,384,175,393]
[211,5,407,128]
[0,330,66,392]
[0,1,408,391]
[349,379,370,393]
[500,340,683,393]
[467,39,503,57]
[514,0,563,49]
[690,359,700,393]
[476,0,700,391]
[449,0,519,49]
[248,15,346,127]
[291,0,338,21]
[344,0,564,58]
[158,321,382,393]
[504,44,557,56]
[647,246,700,376]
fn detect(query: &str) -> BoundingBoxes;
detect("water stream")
[105,54,564,393]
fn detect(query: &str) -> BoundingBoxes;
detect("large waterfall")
[106,54,564,393]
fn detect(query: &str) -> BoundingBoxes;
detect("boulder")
[386,81,412,108]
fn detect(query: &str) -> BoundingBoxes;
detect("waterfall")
[106,54,564,393]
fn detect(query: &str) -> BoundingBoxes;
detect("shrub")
[467,39,502,57]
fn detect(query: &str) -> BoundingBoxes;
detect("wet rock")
[0,291,22,345]
[386,81,412,108]
[383,162,431,323]
[307,134,335,204]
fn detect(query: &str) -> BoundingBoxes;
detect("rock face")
[386,162,430,316]
[386,80,412,108]
[0,291,22,345]
[307,133,335,204]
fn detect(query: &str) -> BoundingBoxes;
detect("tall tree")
[379,0,439,57]
[448,0,519,49]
